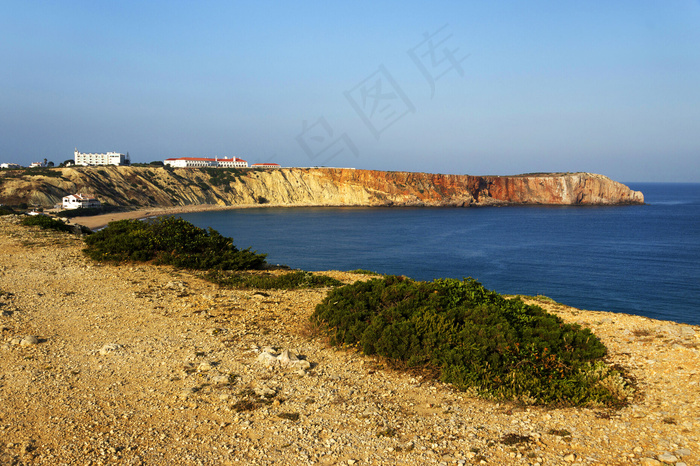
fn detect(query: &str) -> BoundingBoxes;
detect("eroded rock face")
[477,173,645,205]
[0,167,643,208]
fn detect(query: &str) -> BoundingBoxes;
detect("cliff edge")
[0,216,697,466]
[0,167,644,208]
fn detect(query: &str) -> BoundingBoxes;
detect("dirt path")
[0,215,698,465]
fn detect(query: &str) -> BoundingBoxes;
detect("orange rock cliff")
[0,167,644,208]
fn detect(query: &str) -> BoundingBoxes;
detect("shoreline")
[69,203,273,230]
[0,215,698,465]
[66,199,648,231]
[67,202,427,230]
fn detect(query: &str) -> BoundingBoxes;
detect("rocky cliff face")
[0,167,644,208]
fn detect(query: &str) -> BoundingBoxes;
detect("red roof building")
[163,157,248,168]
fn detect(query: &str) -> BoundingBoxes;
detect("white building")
[163,157,248,168]
[0,163,21,169]
[62,194,101,210]
[216,157,248,168]
[251,163,281,168]
[74,149,129,166]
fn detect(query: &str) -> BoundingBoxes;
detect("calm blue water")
[178,183,700,326]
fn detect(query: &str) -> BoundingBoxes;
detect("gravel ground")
[0,215,698,466]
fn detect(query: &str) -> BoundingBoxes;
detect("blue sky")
[1,1,699,182]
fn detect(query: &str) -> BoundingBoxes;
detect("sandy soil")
[65,205,241,230]
[65,202,337,230]
[1,215,699,465]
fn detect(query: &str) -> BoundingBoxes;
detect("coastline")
[69,203,259,230]
[0,215,698,465]
[69,202,402,230]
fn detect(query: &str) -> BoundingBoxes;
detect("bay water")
[178,183,700,325]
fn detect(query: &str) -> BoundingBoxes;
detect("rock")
[563,453,576,462]
[674,448,691,457]
[165,281,187,291]
[179,387,198,399]
[639,459,661,466]
[3,169,642,210]
[256,351,278,367]
[212,375,231,385]
[253,386,276,397]
[256,348,312,371]
[98,343,122,355]
[657,452,678,463]
[20,336,39,346]
[278,349,298,366]
[197,362,214,371]
[295,359,311,370]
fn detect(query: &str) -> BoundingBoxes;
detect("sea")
[177,183,700,326]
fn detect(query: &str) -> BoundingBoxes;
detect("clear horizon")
[2,1,699,183]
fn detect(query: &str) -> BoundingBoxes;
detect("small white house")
[0,163,21,169]
[251,163,281,168]
[62,194,101,210]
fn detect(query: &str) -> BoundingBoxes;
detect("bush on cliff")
[59,205,123,218]
[83,216,266,270]
[312,276,632,407]
[22,215,73,232]
[206,270,342,290]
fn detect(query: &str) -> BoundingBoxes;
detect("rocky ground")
[0,215,698,466]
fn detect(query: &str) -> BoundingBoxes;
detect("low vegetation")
[2,168,66,179]
[206,270,342,290]
[83,216,266,270]
[0,206,17,216]
[312,276,633,407]
[346,269,381,276]
[14,212,632,406]
[59,205,124,218]
[80,216,339,289]
[21,215,73,233]
[200,167,244,187]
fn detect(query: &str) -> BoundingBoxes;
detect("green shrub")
[22,215,72,232]
[200,167,241,187]
[83,216,266,270]
[0,206,16,216]
[60,205,122,218]
[347,269,381,276]
[312,276,632,407]
[206,270,341,290]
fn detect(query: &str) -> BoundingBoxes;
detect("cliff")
[0,167,644,208]
[1,216,698,465]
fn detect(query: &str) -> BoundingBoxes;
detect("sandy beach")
[67,202,366,230]
[68,204,260,230]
